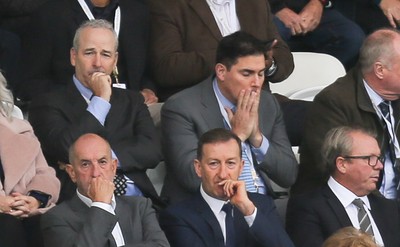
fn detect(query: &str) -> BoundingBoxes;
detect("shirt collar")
[213,78,235,111]
[200,185,229,215]
[73,75,93,101]
[210,0,232,5]
[363,79,386,106]
[76,189,117,210]
[328,176,371,210]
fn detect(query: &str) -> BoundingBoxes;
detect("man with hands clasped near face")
[41,133,169,247]
[159,128,295,247]
[161,31,297,204]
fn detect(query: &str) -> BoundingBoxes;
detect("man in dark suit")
[286,126,400,247]
[28,19,163,206]
[161,31,298,204]
[296,28,400,198]
[20,0,158,104]
[41,133,169,247]
[160,128,294,247]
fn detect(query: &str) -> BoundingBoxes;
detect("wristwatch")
[319,0,332,8]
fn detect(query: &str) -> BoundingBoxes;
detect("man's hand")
[275,8,304,35]
[226,90,262,147]
[88,72,112,102]
[140,88,159,105]
[219,180,255,216]
[87,176,115,204]
[380,0,400,28]
[299,0,323,33]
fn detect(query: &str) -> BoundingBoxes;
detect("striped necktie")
[379,100,396,164]
[238,144,257,192]
[353,199,374,236]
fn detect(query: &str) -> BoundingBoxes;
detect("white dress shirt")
[328,177,384,246]
[200,185,257,244]
[205,0,240,36]
[77,190,125,246]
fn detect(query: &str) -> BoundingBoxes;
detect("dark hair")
[216,31,269,70]
[197,128,242,160]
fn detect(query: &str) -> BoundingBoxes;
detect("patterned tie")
[238,145,258,192]
[379,100,396,164]
[353,199,374,236]
[221,203,235,247]
[113,170,127,196]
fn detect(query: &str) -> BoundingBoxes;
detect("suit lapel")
[65,82,92,121]
[187,0,222,40]
[114,197,134,244]
[199,78,226,129]
[194,193,226,247]
[323,186,353,227]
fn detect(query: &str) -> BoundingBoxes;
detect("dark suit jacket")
[41,195,170,247]
[295,66,400,194]
[161,77,298,203]
[160,192,294,247]
[149,0,294,100]
[20,0,152,100]
[286,185,400,247]
[28,81,163,205]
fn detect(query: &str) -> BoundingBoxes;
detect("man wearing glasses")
[286,126,400,247]
[297,28,400,200]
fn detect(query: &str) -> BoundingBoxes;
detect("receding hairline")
[68,133,112,164]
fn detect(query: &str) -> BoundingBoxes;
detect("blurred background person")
[0,71,60,247]
[322,226,379,247]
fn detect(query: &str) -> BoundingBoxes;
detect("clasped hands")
[0,192,40,218]
[225,89,262,148]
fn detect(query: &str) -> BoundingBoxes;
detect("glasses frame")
[342,155,384,167]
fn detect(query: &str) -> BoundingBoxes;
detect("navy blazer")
[159,192,295,247]
[286,185,400,247]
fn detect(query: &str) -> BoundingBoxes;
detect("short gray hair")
[322,126,377,175]
[72,19,118,51]
[0,71,14,119]
[359,28,400,73]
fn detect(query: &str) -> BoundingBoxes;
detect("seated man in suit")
[20,0,158,104]
[296,28,400,198]
[28,19,163,207]
[161,31,298,204]
[286,126,400,247]
[41,133,169,247]
[160,128,294,247]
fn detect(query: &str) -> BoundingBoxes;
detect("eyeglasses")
[342,155,385,167]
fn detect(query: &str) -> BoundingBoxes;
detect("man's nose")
[93,54,102,67]
[217,164,228,179]
[91,163,102,177]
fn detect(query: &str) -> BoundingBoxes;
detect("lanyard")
[77,0,121,36]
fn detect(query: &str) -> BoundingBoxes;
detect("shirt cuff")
[91,202,115,215]
[251,135,269,163]
[86,96,111,125]
[244,207,257,227]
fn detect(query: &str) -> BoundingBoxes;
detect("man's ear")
[70,48,77,67]
[336,156,347,174]
[194,159,202,178]
[215,63,226,81]
[374,61,384,80]
[65,164,77,183]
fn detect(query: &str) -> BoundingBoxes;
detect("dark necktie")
[379,100,396,164]
[352,199,374,236]
[221,203,235,247]
[113,170,127,196]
